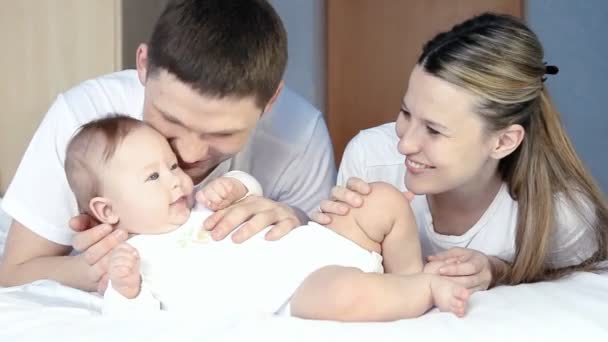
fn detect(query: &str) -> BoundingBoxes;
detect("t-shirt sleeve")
[1,94,81,245]
[336,133,367,186]
[274,116,336,216]
[547,192,599,268]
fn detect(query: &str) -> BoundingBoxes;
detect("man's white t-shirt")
[338,123,598,268]
[2,70,336,245]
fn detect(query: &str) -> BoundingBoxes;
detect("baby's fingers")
[110,265,132,278]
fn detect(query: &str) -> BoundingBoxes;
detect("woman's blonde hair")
[418,13,607,283]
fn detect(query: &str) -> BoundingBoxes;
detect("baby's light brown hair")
[65,114,147,213]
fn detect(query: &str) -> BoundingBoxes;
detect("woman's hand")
[428,247,494,293]
[312,177,414,225]
[310,177,372,225]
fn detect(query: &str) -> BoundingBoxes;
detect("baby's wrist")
[222,170,264,199]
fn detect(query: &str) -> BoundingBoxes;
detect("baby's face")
[102,126,194,234]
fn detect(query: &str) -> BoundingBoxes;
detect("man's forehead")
[152,97,260,133]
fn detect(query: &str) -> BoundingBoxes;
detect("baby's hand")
[108,243,141,299]
[197,176,248,211]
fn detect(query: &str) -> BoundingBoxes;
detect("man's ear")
[261,80,284,116]
[89,197,119,225]
[490,124,525,160]
[136,43,150,85]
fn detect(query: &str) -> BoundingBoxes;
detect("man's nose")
[172,134,208,164]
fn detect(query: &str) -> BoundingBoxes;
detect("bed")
[1,198,607,341]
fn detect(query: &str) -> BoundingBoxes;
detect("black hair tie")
[545,65,559,75]
[542,64,559,82]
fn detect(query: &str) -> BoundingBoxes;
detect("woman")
[298,12,607,319]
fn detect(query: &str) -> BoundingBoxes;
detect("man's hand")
[108,243,141,299]
[197,176,248,211]
[203,196,305,243]
[70,214,128,293]
[427,247,494,293]
[311,177,414,225]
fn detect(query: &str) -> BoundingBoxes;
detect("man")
[0,0,335,293]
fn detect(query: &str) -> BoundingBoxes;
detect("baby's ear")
[89,197,119,225]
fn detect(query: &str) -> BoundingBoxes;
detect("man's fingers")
[204,211,223,231]
[72,223,114,252]
[88,254,109,284]
[69,214,100,232]
[209,197,279,239]
[210,207,255,240]
[346,177,372,195]
[231,209,281,243]
[82,229,128,265]
[264,219,298,241]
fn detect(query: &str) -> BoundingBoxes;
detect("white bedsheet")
[1,271,607,342]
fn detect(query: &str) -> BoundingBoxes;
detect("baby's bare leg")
[291,266,470,321]
[325,182,422,275]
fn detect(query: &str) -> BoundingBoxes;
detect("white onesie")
[103,174,382,317]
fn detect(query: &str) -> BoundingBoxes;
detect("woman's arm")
[488,256,512,287]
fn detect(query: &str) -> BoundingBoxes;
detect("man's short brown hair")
[148,0,288,108]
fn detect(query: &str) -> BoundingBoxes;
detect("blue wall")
[527,0,608,194]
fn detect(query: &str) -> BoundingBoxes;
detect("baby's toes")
[454,287,470,301]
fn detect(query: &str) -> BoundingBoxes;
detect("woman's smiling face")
[395,65,499,195]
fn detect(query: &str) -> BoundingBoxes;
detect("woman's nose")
[397,126,422,156]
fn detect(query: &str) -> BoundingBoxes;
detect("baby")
[65,114,468,320]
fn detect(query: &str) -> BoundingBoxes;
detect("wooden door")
[326,0,523,164]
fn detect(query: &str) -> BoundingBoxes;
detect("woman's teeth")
[407,159,431,169]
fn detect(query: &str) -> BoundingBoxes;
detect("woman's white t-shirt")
[338,123,598,268]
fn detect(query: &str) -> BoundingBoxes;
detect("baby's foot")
[429,276,470,317]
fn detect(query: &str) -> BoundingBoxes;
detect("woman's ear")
[89,197,119,225]
[490,124,525,160]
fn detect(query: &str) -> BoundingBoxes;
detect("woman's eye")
[400,110,410,118]
[170,163,179,170]
[146,172,159,181]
